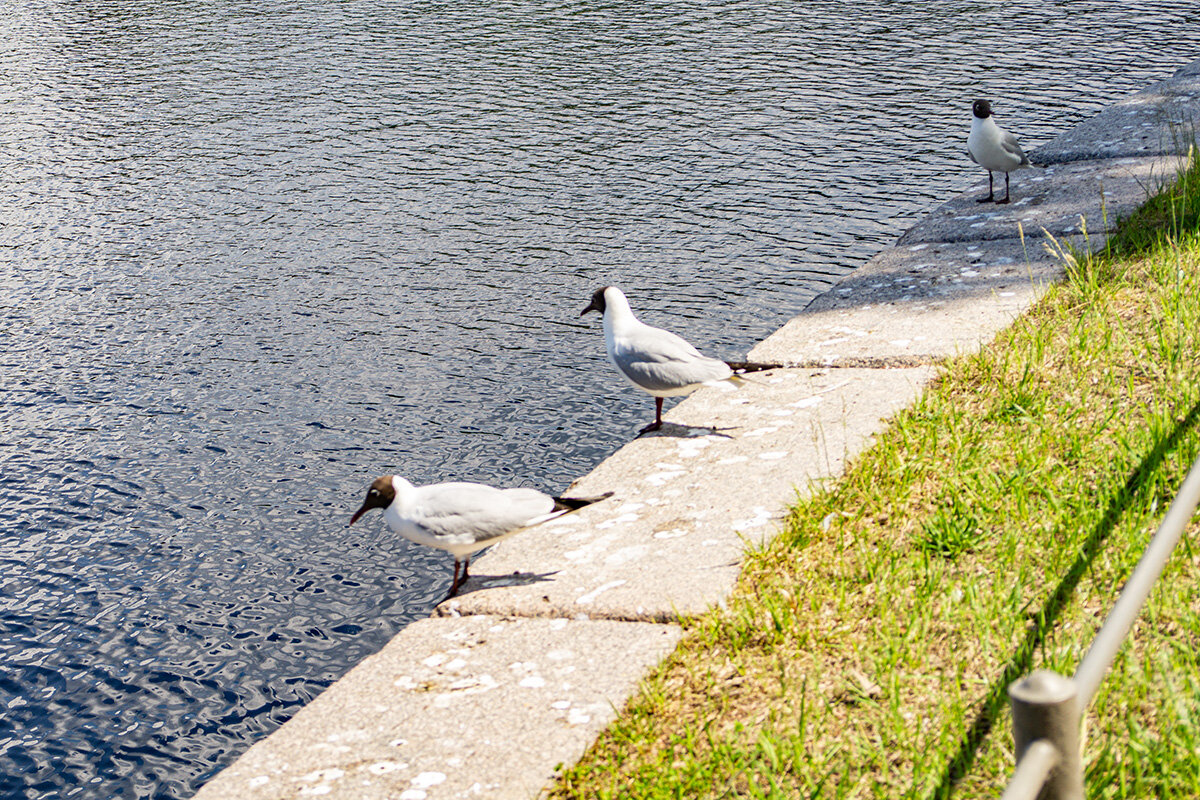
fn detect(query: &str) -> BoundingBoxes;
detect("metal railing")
[999,452,1200,799]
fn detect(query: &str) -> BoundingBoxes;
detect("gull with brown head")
[350,475,610,597]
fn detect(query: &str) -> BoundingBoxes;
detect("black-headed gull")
[350,476,610,596]
[967,99,1035,204]
[581,285,776,434]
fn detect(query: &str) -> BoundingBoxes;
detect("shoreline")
[192,60,1200,799]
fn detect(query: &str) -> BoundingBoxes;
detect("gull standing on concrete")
[967,98,1035,204]
[350,475,611,597]
[581,285,773,434]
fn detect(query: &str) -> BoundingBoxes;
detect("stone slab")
[436,367,934,622]
[898,154,1188,245]
[1033,68,1200,165]
[1175,61,1200,82]
[192,615,681,800]
[748,237,1083,367]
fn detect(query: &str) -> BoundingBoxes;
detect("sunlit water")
[0,1,1194,797]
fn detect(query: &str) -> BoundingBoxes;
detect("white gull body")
[966,99,1034,203]
[350,475,607,595]
[582,286,734,431]
[381,476,562,558]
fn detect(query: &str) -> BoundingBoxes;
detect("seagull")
[581,285,777,434]
[350,475,611,597]
[967,99,1035,204]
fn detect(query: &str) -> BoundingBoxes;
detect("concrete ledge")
[1175,62,1200,81]
[192,615,681,800]
[438,366,934,622]
[748,237,1082,367]
[1034,69,1200,164]
[898,155,1187,245]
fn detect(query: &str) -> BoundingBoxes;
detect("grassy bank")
[550,150,1200,800]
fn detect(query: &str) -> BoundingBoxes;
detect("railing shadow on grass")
[923,394,1200,800]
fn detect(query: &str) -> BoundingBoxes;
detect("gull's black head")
[581,286,609,317]
[972,99,992,119]
[349,475,396,525]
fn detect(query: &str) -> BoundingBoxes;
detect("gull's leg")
[997,172,1011,204]
[638,397,664,435]
[978,171,995,203]
[449,559,463,597]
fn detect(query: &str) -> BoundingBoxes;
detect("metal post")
[1073,451,1200,706]
[999,454,1200,797]
[1008,670,1083,800]
[999,741,1061,800]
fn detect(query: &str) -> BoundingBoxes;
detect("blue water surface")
[0,2,1195,797]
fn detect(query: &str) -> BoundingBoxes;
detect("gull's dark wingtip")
[552,491,614,512]
[724,360,783,374]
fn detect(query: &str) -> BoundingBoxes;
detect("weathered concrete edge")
[190,59,1200,800]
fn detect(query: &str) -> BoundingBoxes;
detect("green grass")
[549,147,1200,799]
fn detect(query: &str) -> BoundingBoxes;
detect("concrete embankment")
[193,60,1200,800]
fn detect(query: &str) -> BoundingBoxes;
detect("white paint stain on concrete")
[575,580,627,605]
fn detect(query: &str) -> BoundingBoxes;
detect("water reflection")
[0,1,1194,797]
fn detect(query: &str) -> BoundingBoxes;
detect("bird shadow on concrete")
[637,422,736,440]
[454,569,558,597]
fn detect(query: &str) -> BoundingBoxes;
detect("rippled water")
[0,1,1194,797]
